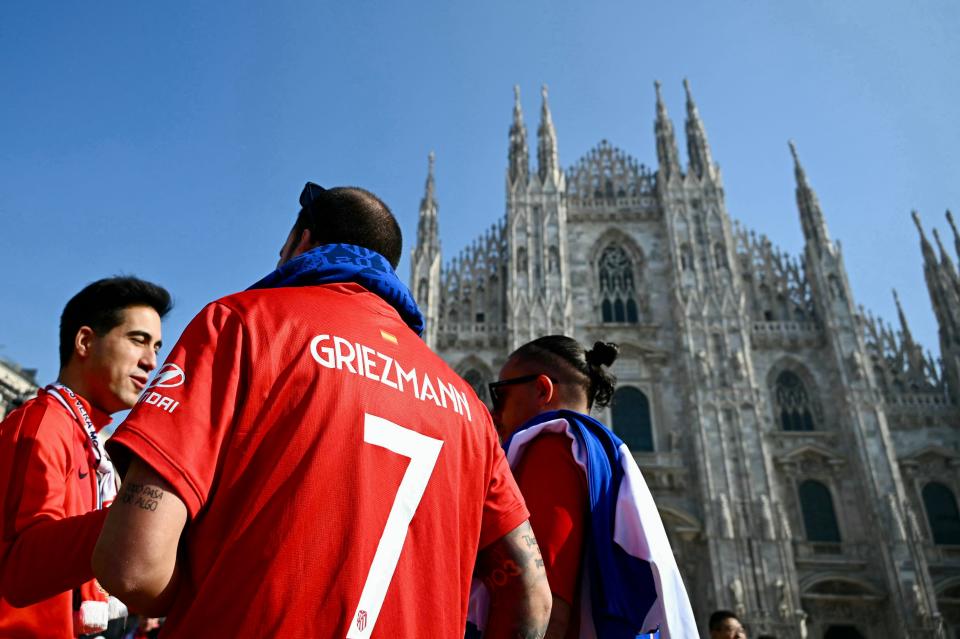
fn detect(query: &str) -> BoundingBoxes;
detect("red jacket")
[0,388,110,638]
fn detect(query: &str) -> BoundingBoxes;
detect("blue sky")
[1,1,958,385]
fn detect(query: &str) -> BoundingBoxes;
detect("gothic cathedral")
[410,81,960,638]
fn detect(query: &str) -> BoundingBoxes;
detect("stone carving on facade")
[410,82,960,637]
[847,350,865,380]
[913,581,931,622]
[731,348,747,381]
[695,349,710,383]
[775,578,789,619]
[730,577,746,618]
[797,610,809,639]
[719,494,735,539]
[760,495,776,540]
[777,502,793,540]
[888,493,908,542]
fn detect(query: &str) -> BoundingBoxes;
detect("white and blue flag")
[471,409,698,639]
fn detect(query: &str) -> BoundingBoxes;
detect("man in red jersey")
[93,183,552,638]
[0,276,171,638]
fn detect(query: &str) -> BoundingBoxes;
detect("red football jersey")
[0,390,110,638]
[108,282,528,638]
[512,433,588,639]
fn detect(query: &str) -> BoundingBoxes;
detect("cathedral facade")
[410,82,960,638]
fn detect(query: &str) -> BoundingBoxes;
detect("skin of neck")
[57,363,104,413]
[544,383,589,415]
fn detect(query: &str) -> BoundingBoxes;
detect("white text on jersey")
[309,334,473,422]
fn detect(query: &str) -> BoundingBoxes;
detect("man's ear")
[74,326,96,360]
[535,374,555,406]
[293,228,316,256]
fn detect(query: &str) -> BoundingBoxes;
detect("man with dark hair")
[709,610,747,639]
[94,183,552,638]
[484,336,696,638]
[0,276,171,637]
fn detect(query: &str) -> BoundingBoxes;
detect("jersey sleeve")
[477,421,529,550]
[107,302,246,518]
[513,433,588,605]
[0,404,108,605]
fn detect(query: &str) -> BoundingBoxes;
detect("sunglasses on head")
[487,374,551,408]
[300,182,327,209]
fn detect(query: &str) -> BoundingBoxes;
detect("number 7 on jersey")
[347,413,444,638]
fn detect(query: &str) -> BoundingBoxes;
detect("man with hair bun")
[481,335,697,638]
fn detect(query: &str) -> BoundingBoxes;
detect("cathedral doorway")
[822,625,865,639]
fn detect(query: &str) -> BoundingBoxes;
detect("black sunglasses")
[487,374,545,407]
[300,181,327,209]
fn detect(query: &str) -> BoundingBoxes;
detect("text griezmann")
[309,334,472,421]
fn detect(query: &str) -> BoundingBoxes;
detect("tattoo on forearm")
[118,482,164,512]
[481,526,547,592]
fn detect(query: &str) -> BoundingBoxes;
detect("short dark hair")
[59,276,173,368]
[509,335,619,409]
[709,610,740,631]
[294,185,402,269]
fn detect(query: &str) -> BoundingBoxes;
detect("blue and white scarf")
[502,410,697,639]
[249,243,424,335]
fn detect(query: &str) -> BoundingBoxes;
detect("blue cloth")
[506,409,658,639]
[249,243,425,335]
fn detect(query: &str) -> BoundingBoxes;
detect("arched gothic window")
[516,247,528,275]
[922,482,960,545]
[798,479,841,542]
[462,369,490,407]
[548,246,561,275]
[417,278,429,307]
[714,242,728,269]
[611,387,653,452]
[598,245,639,324]
[774,371,817,431]
[680,244,694,271]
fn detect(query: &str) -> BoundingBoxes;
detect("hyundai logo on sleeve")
[146,363,186,391]
[138,363,186,414]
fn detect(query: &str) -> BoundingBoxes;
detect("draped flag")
[470,409,697,638]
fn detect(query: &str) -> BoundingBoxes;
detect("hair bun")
[585,341,619,368]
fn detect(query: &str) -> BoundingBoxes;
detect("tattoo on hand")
[118,482,164,512]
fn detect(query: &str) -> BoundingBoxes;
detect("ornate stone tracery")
[408,83,960,638]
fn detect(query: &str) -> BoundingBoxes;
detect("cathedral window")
[462,369,490,407]
[714,242,728,269]
[680,244,694,271]
[823,626,866,639]
[694,213,707,244]
[548,246,560,275]
[774,371,817,431]
[417,278,429,306]
[612,387,653,452]
[922,482,960,545]
[516,247,528,275]
[798,479,841,542]
[598,245,639,324]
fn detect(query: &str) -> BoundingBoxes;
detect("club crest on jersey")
[356,610,367,632]
[138,363,185,414]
